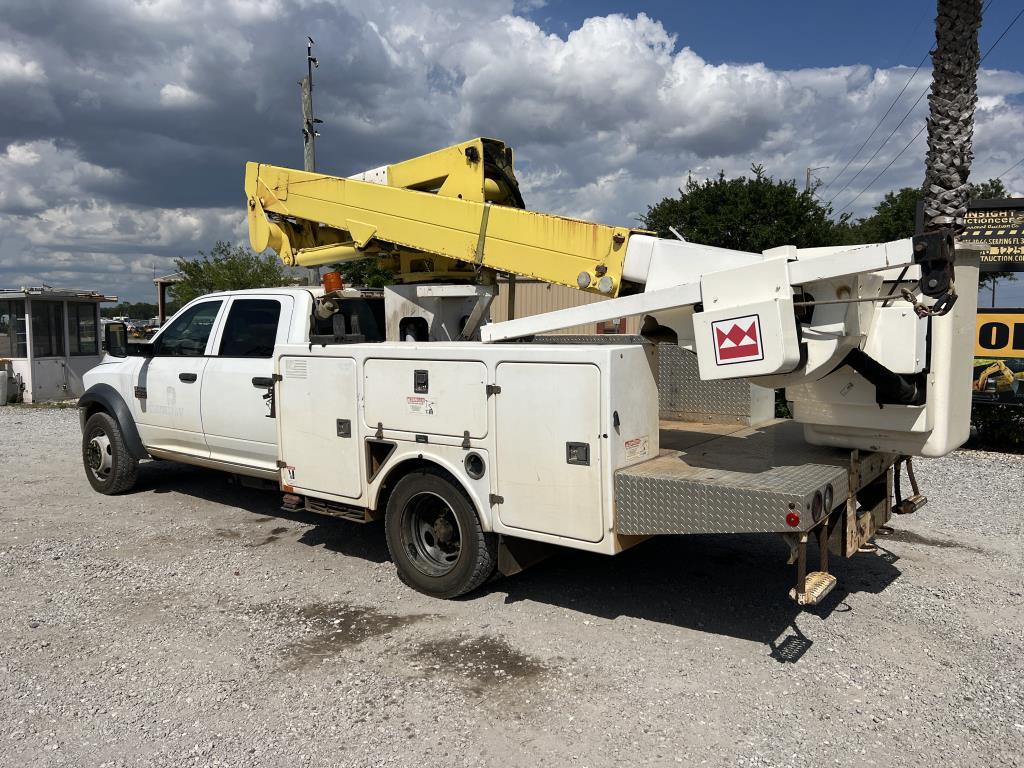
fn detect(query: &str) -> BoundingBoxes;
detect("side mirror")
[104,322,155,359]
[104,322,127,358]
[127,340,156,358]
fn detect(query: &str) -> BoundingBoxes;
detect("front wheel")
[82,411,139,495]
[384,469,496,599]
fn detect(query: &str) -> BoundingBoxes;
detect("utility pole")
[805,166,828,194]
[300,37,321,285]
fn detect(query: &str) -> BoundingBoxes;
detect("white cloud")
[159,83,205,108]
[0,49,45,83]
[0,141,119,215]
[0,1,1022,301]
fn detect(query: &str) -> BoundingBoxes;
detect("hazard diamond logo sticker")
[712,314,763,365]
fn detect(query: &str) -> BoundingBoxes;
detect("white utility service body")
[275,338,659,555]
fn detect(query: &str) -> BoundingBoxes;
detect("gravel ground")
[1,405,1022,768]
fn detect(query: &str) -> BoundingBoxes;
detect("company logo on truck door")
[712,314,763,365]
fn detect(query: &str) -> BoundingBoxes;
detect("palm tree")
[921,0,983,233]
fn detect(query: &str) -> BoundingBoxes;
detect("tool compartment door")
[278,355,362,499]
[494,362,604,543]
[363,359,488,438]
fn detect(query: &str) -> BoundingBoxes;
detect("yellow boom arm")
[244,137,643,296]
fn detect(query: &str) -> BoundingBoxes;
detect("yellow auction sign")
[976,308,1024,359]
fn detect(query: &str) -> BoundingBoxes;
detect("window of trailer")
[0,300,27,358]
[68,303,99,356]
[31,301,65,358]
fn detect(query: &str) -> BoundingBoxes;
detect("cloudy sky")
[1,0,1022,303]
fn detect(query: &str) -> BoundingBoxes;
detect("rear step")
[789,517,835,607]
[790,571,838,606]
[894,494,927,515]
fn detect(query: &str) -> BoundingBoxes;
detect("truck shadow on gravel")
[136,462,390,562]
[132,463,900,663]
[483,533,902,663]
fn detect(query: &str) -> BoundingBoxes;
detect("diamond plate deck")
[656,344,774,425]
[615,419,852,535]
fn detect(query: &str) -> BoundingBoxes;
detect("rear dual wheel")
[384,469,496,599]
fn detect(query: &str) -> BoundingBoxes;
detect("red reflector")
[786,512,800,527]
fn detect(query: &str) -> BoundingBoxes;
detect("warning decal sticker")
[711,314,764,365]
[406,396,436,416]
[624,436,649,460]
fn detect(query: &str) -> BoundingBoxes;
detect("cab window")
[218,299,282,358]
[155,301,222,356]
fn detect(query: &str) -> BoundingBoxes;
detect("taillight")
[811,491,823,522]
[786,511,801,527]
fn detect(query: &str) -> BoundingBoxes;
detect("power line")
[838,125,927,215]
[826,0,1001,206]
[820,6,938,197]
[820,50,929,196]
[836,1,1021,216]
[820,3,984,198]
[997,156,1024,180]
[980,5,1022,64]
[827,84,928,206]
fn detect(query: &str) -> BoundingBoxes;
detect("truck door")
[133,299,223,456]
[201,296,292,470]
[494,362,604,543]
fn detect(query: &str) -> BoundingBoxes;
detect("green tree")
[967,177,1008,201]
[101,302,160,320]
[642,165,839,252]
[841,179,1007,245]
[171,242,288,304]
[840,187,921,244]
[330,257,394,288]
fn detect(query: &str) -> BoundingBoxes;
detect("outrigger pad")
[790,571,837,606]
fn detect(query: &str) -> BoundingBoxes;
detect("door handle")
[178,373,197,383]
[252,376,274,388]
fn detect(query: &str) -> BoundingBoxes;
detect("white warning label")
[406,396,436,416]
[624,435,649,460]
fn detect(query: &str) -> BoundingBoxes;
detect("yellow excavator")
[973,358,1024,402]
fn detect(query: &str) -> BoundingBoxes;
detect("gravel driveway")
[1,406,1022,768]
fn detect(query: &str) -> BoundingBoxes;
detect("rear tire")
[384,468,496,599]
[82,411,138,495]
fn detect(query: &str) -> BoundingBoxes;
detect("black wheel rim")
[400,491,462,577]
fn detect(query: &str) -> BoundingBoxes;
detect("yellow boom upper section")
[244,137,643,297]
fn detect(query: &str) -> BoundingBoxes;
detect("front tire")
[384,469,496,599]
[82,411,139,495]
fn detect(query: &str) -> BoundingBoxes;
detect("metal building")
[0,286,117,403]
[490,278,641,335]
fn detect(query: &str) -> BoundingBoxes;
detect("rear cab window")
[217,299,283,358]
